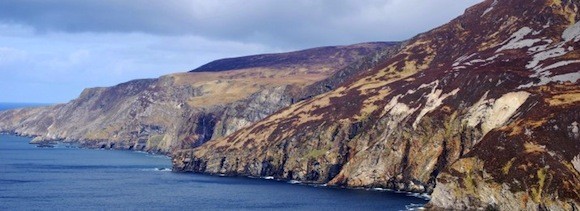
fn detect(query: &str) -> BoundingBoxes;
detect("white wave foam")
[405,203,426,211]
[141,167,171,172]
[370,187,393,192]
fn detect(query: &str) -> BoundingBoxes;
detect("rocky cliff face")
[0,42,398,154]
[173,0,580,209]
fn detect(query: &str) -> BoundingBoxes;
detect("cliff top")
[190,42,397,72]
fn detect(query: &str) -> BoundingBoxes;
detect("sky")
[0,0,482,103]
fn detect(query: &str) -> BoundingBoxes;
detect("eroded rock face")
[174,0,579,209]
[0,42,398,154]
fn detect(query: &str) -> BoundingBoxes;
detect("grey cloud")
[0,0,190,33]
[0,0,484,103]
[0,0,482,48]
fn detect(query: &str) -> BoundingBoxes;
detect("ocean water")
[0,102,50,111]
[0,104,426,210]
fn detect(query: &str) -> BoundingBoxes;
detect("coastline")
[176,164,432,202]
[0,132,172,158]
[1,132,429,208]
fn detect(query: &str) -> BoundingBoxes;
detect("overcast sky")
[0,0,482,103]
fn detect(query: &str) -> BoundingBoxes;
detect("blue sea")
[0,104,426,210]
[0,102,50,111]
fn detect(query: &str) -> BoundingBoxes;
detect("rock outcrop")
[173,0,580,209]
[0,42,398,154]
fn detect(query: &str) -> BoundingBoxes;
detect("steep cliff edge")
[0,42,398,154]
[173,0,580,209]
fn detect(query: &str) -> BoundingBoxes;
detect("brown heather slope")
[191,42,392,73]
[0,42,398,154]
[173,0,580,209]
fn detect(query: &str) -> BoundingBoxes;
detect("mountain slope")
[173,0,580,209]
[192,42,394,72]
[0,42,398,154]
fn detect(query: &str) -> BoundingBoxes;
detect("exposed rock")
[573,154,580,173]
[174,0,580,209]
[0,42,398,154]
